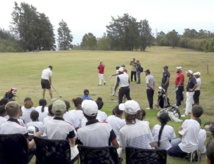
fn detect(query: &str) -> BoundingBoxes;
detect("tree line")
[1,2,214,52]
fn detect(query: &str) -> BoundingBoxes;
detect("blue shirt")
[186,76,196,91]
[81,95,93,100]
[162,71,170,85]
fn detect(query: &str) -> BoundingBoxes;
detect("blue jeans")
[176,86,184,106]
[168,138,187,158]
[136,71,141,83]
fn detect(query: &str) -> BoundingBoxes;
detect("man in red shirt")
[98,61,106,86]
[175,66,184,106]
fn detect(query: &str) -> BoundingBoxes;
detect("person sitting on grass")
[168,105,203,162]
[76,100,119,148]
[206,139,214,164]
[26,110,44,136]
[63,100,76,128]
[119,100,154,149]
[0,101,41,150]
[20,97,35,124]
[152,112,176,150]
[96,97,107,122]
[35,98,48,123]
[81,89,93,100]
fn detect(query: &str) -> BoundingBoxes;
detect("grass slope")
[0,46,213,164]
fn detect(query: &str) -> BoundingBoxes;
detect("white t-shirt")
[120,119,154,149]
[20,106,35,124]
[35,106,48,123]
[26,121,44,135]
[41,68,52,80]
[63,111,77,128]
[152,124,176,150]
[0,120,27,135]
[195,78,201,91]
[45,118,75,140]
[69,110,84,128]
[198,129,206,154]
[178,119,200,153]
[97,110,107,122]
[146,74,155,89]
[106,115,126,143]
[0,116,7,126]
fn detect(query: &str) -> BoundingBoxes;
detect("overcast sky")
[1,0,214,44]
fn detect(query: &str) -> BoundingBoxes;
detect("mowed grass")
[0,46,214,164]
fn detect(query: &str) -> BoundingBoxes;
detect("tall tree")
[106,13,139,50]
[57,20,73,50]
[96,33,111,50]
[166,30,180,48]
[81,33,97,50]
[11,2,55,51]
[138,19,153,51]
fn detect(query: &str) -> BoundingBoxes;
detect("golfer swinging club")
[41,65,56,101]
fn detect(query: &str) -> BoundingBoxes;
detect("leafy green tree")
[57,20,73,50]
[11,2,55,51]
[106,13,139,50]
[156,31,168,46]
[96,33,111,50]
[183,28,198,38]
[81,33,97,50]
[166,30,180,48]
[138,19,153,51]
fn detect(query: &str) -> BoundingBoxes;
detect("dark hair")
[39,99,47,112]
[30,110,39,121]
[64,100,71,111]
[192,105,203,118]
[207,139,214,164]
[115,66,120,70]
[124,111,142,125]
[157,112,170,147]
[0,105,6,116]
[48,65,53,70]
[24,97,33,109]
[112,105,123,116]
[84,89,89,95]
[48,104,54,116]
[137,109,146,120]
[72,97,82,108]
[96,97,104,110]
[195,117,201,125]
[84,113,97,121]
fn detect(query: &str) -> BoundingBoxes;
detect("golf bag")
[157,105,182,122]
[3,88,17,101]
[156,86,170,108]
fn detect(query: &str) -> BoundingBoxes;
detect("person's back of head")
[39,98,47,112]
[84,89,89,96]
[82,100,98,121]
[30,110,39,121]
[24,97,34,109]
[96,97,104,110]
[52,100,66,117]
[72,97,83,109]
[5,101,20,118]
[0,105,6,117]
[112,105,123,117]
[207,139,214,164]
[192,105,203,118]
[137,109,146,121]
[48,104,54,116]
[64,100,71,111]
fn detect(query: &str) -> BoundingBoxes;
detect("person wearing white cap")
[76,100,119,148]
[182,70,197,117]
[175,66,185,107]
[114,67,131,104]
[193,72,201,105]
[119,100,154,149]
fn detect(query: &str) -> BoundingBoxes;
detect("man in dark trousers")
[145,69,155,110]
[175,66,184,107]
[130,58,136,82]
[162,65,170,95]
[114,67,131,104]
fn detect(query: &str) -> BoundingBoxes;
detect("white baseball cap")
[119,100,140,115]
[82,100,98,116]
[118,67,124,72]
[193,72,201,76]
[186,70,193,74]
[27,126,39,136]
[176,66,182,70]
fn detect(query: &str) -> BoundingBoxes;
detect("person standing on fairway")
[145,69,155,110]
[41,65,56,101]
[175,66,184,107]
[162,66,170,95]
[97,61,106,86]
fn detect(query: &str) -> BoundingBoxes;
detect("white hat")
[52,100,66,115]
[82,100,98,116]
[27,126,39,136]
[176,66,182,70]
[193,72,201,76]
[119,100,140,115]
[186,70,193,74]
[118,67,124,72]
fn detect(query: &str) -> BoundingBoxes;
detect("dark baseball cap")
[144,69,150,74]
[163,65,168,68]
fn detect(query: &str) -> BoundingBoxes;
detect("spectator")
[206,139,214,164]
[121,64,128,73]
[130,58,137,82]
[81,89,93,100]
[175,66,184,107]
[0,105,7,125]
[96,97,107,122]
[162,65,170,94]
[20,97,35,124]
[76,100,119,148]
[63,100,76,127]
[136,60,142,84]
[35,99,48,123]
[43,104,54,125]
[193,72,201,105]
[145,69,155,110]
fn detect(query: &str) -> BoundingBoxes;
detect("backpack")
[139,66,143,72]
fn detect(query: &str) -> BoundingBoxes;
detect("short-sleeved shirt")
[198,129,206,154]
[69,110,84,128]
[41,68,52,80]
[186,76,197,91]
[120,119,154,149]
[0,118,28,138]
[175,72,184,86]
[162,71,170,85]
[76,120,116,147]
[117,72,129,87]
[81,95,93,100]
[0,116,7,126]
[20,106,35,124]
[152,124,176,150]
[195,78,201,91]
[97,110,107,122]
[146,74,155,89]
[178,119,200,153]
[45,117,75,140]
[26,121,44,135]
[35,106,49,123]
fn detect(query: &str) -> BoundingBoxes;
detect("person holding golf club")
[41,65,56,101]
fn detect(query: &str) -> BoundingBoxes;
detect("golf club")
[51,85,63,98]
